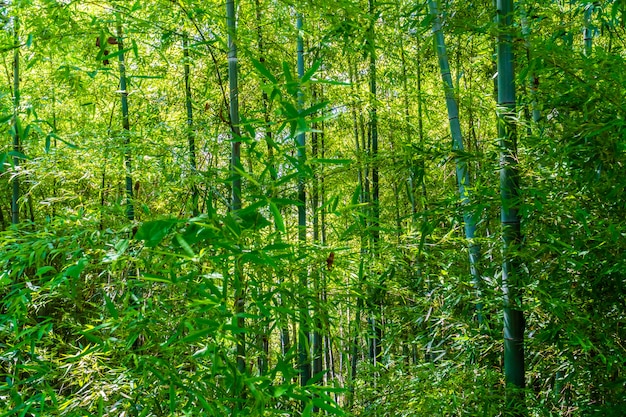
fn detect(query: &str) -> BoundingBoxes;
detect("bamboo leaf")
[351,184,361,205]
[9,150,29,160]
[35,266,56,276]
[282,61,294,84]
[131,39,139,59]
[100,47,132,62]
[251,58,277,84]
[103,293,118,319]
[301,59,322,83]
[300,101,329,117]
[135,218,178,247]
[309,158,352,165]
[269,202,285,232]
[140,273,172,284]
[175,233,195,257]
[312,397,345,415]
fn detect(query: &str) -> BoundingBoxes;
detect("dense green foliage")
[1,0,625,416]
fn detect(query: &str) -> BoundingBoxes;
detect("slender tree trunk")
[183,33,199,216]
[115,19,144,351]
[50,55,59,220]
[320,118,327,245]
[254,0,274,374]
[520,5,541,126]
[368,0,383,366]
[348,270,364,409]
[399,33,412,187]
[11,14,20,225]
[428,0,483,323]
[319,117,334,395]
[311,88,323,384]
[497,0,525,411]
[100,102,117,231]
[255,0,276,175]
[116,23,134,222]
[296,12,311,389]
[348,62,364,406]
[415,38,428,211]
[584,3,594,56]
[398,35,413,359]
[254,0,288,367]
[226,0,246,384]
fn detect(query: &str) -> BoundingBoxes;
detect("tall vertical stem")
[226,0,246,379]
[369,0,379,247]
[183,33,198,216]
[415,38,428,212]
[227,0,242,212]
[428,0,482,323]
[296,12,311,388]
[348,62,363,405]
[11,12,20,225]
[584,3,593,56]
[254,0,274,375]
[116,22,134,222]
[367,0,383,366]
[255,0,275,176]
[311,86,323,382]
[497,0,525,403]
[520,5,540,125]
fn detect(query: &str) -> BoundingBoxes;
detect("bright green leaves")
[135,218,178,247]
[134,201,281,253]
[175,233,195,257]
[251,58,277,84]
[301,59,322,84]
[250,56,333,139]
[63,257,87,279]
[269,201,285,232]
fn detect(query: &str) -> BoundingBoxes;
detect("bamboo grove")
[1,0,625,415]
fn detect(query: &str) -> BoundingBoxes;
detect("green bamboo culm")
[11,12,20,225]
[296,12,311,388]
[583,3,594,56]
[428,0,483,323]
[368,0,383,365]
[116,22,134,222]
[497,0,525,410]
[227,0,242,212]
[520,6,541,125]
[226,0,246,387]
[183,33,199,216]
[369,0,379,246]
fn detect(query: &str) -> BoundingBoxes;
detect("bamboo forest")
[1,0,625,415]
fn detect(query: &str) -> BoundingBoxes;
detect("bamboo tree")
[226,0,246,378]
[183,33,198,216]
[347,61,364,408]
[255,0,276,179]
[254,0,273,375]
[49,53,59,219]
[428,0,482,323]
[11,11,20,225]
[296,12,311,388]
[399,32,412,210]
[497,0,525,406]
[254,0,291,374]
[368,0,382,366]
[311,86,323,382]
[317,115,336,392]
[116,22,134,222]
[584,3,594,56]
[414,36,427,214]
[520,5,540,125]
